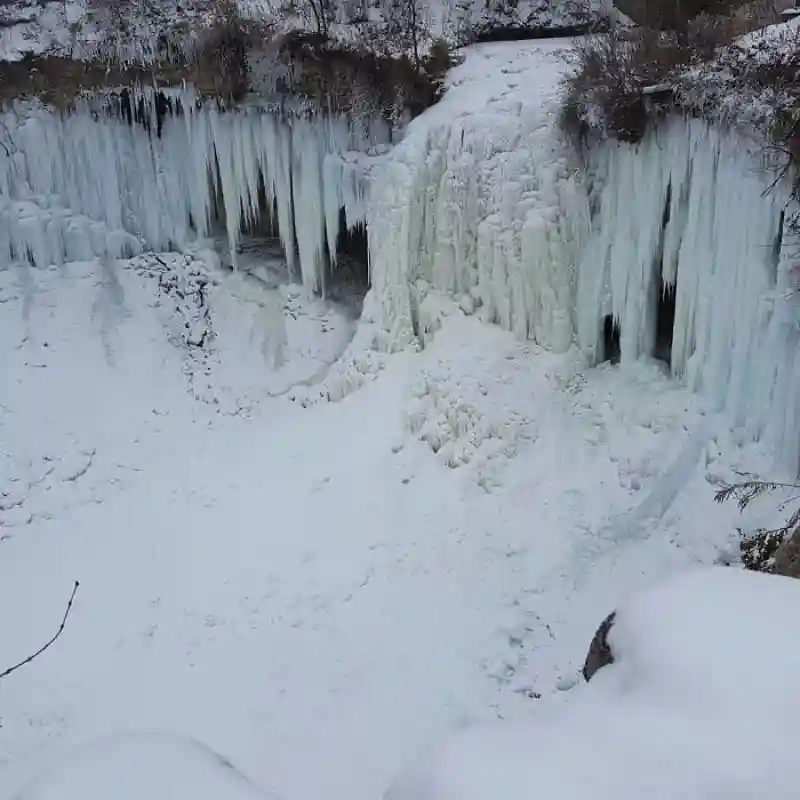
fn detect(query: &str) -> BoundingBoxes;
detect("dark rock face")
[773,531,800,578]
[740,528,785,573]
[583,611,616,682]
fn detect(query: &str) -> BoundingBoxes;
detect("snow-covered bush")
[715,479,800,574]
[261,29,459,117]
[561,27,691,143]
[561,2,790,145]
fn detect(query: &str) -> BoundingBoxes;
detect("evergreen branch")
[714,480,800,511]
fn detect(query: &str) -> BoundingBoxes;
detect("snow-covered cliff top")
[0,0,605,66]
[676,16,799,138]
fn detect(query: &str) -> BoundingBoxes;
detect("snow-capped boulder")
[386,566,800,800]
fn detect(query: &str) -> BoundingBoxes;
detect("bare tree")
[282,0,335,36]
[382,0,428,68]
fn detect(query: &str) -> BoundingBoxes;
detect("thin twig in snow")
[0,581,80,680]
[0,118,16,158]
[62,448,96,483]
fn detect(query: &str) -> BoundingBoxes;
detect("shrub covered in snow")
[561,4,794,146]
[716,478,800,576]
[562,27,690,143]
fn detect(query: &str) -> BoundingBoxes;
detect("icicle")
[0,91,370,294]
[573,116,798,470]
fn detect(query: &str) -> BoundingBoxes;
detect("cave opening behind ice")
[324,207,369,312]
[602,315,621,365]
[654,278,676,367]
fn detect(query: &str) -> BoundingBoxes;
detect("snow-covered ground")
[0,244,781,800]
[387,566,800,800]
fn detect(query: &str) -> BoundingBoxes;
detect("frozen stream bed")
[0,246,779,800]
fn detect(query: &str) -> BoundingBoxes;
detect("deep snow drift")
[386,567,800,800]
[0,246,777,800]
[12,733,278,800]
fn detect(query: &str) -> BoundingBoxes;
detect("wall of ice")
[1,88,797,469]
[367,114,799,472]
[0,90,386,291]
[578,119,799,469]
[366,98,587,352]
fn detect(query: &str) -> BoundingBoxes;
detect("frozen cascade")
[367,96,586,353]
[577,117,800,472]
[1,75,797,470]
[367,111,799,471]
[0,90,382,291]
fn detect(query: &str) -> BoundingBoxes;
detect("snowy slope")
[387,567,800,800]
[0,249,780,800]
[0,0,232,64]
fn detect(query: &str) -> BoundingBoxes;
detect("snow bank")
[13,732,279,800]
[0,91,384,291]
[387,566,800,800]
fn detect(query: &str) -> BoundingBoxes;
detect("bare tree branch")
[0,118,14,158]
[0,581,80,680]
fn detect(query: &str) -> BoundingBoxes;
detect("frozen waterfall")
[0,90,385,291]
[577,118,799,471]
[367,97,586,353]
[367,112,799,472]
[0,86,797,471]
